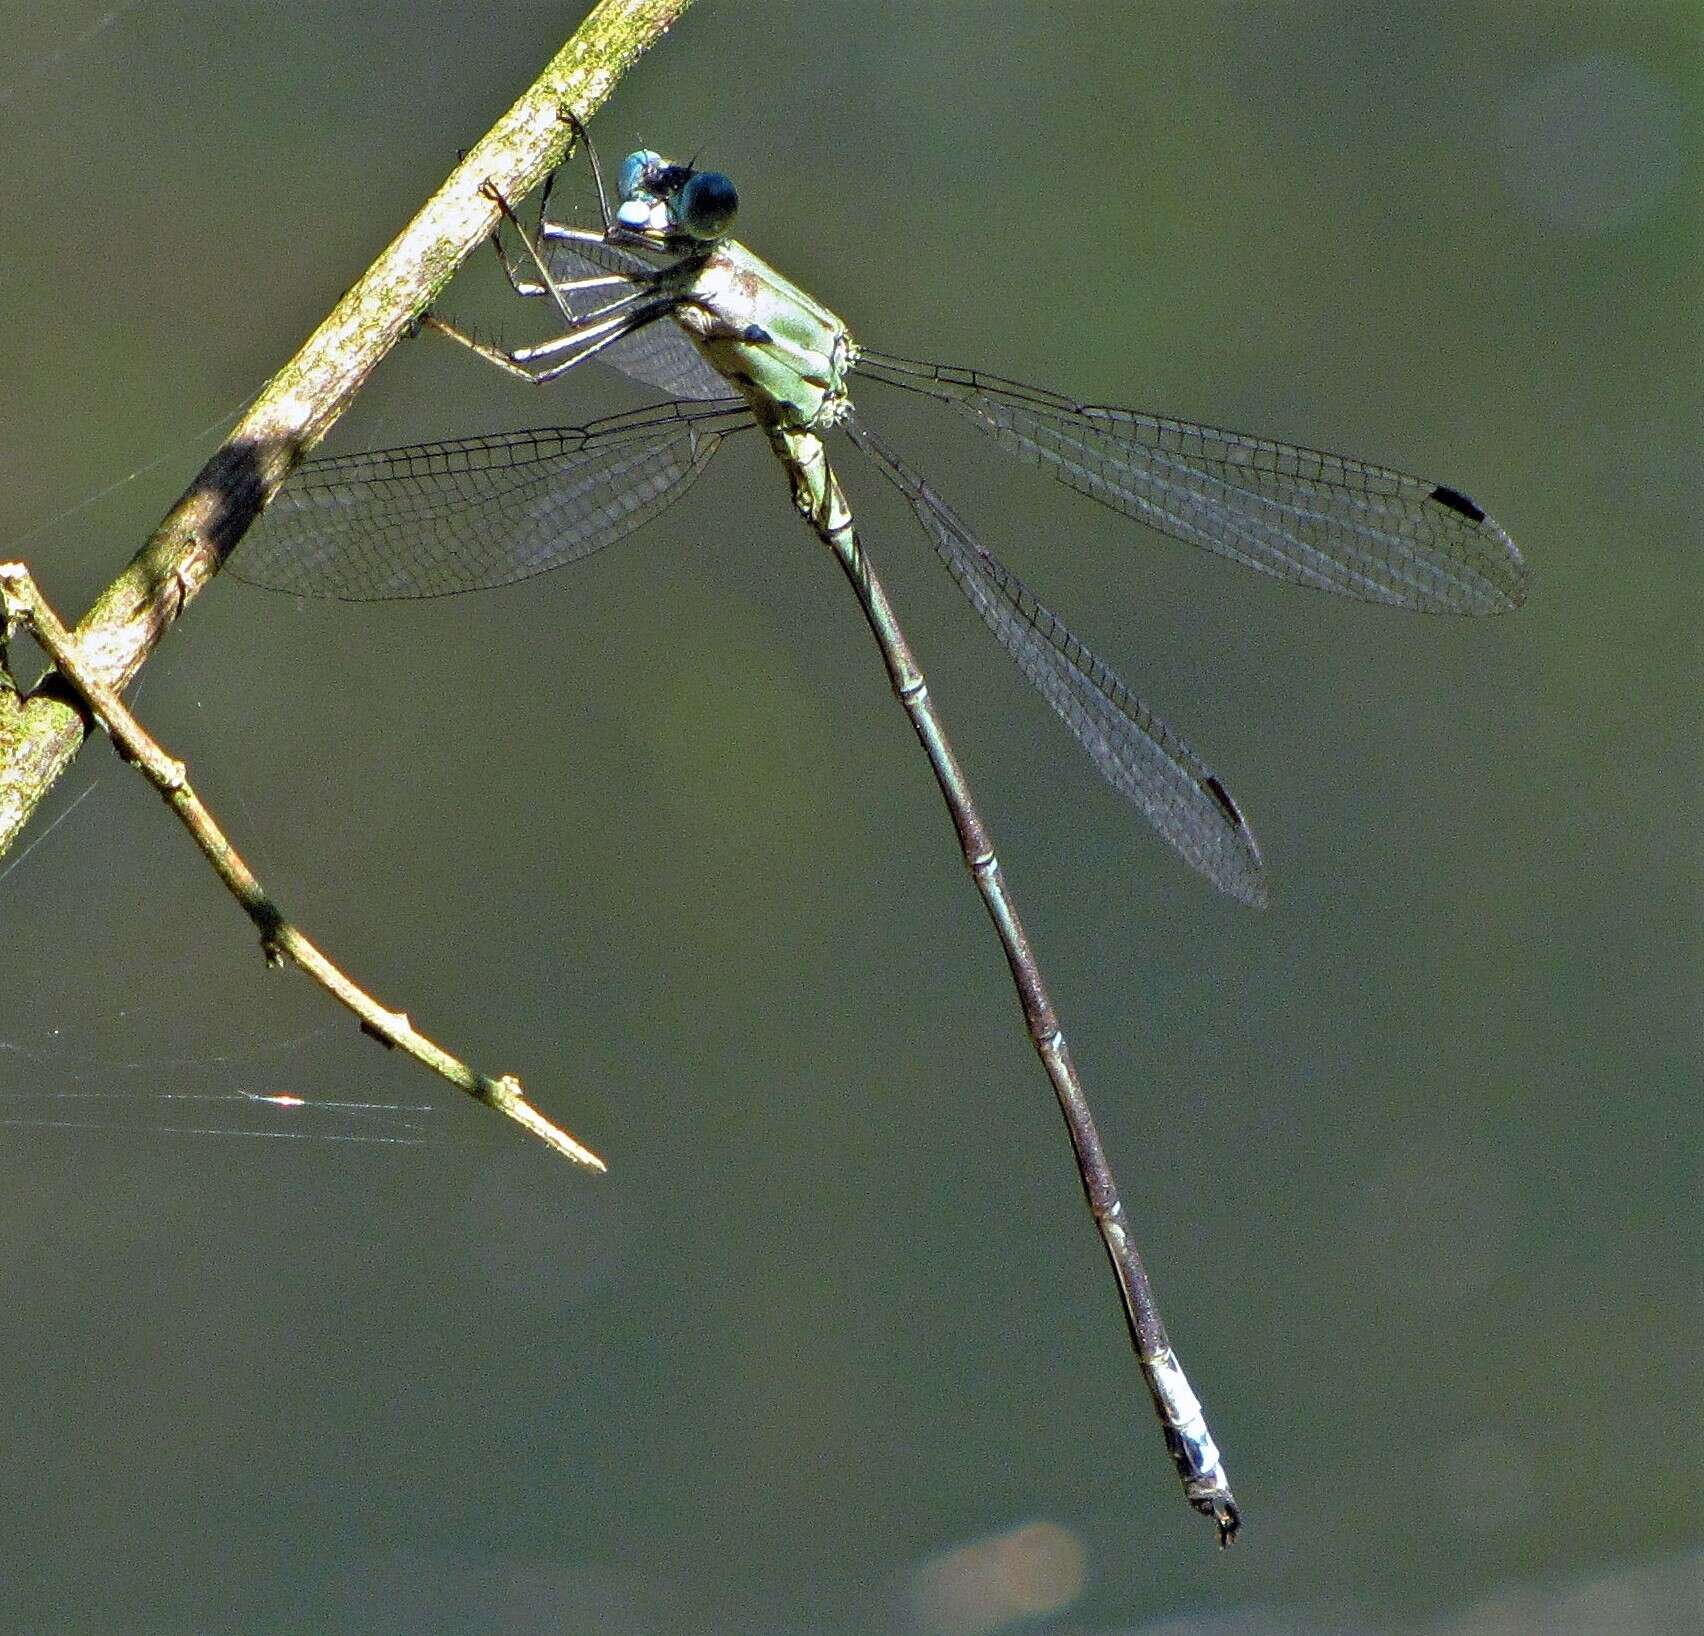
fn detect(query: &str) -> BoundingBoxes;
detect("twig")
[0,562,605,1171]
[0,0,695,856]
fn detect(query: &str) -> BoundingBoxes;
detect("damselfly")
[237,133,1527,1542]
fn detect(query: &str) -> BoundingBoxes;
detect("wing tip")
[1202,775,1269,908]
[1500,545,1533,612]
[1426,484,1531,615]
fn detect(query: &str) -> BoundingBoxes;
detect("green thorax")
[667,239,858,434]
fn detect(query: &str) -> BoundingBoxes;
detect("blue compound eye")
[618,149,663,200]
[676,170,738,240]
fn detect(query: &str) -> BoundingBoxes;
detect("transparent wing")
[861,352,1527,614]
[235,402,746,601]
[536,229,731,402]
[844,413,1267,907]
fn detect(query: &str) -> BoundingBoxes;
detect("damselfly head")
[615,150,738,242]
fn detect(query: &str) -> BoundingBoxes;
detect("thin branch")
[0,562,605,1171]
[0,0,694,856]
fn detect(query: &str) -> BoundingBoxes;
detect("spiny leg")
[555,107,615,231]
[420,291,679,387]
[482,179,639,333]
[488,107,609,301]
[428,153,680,388]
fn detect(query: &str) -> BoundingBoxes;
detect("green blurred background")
[0,3,1696,1631]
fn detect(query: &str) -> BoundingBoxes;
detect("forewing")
[861,354,1528,614]
[235,404,738,601]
